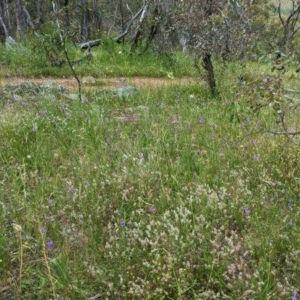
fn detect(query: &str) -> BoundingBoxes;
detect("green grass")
[1,47,300,299]
[1,4,300,296]
[0,38,196,78]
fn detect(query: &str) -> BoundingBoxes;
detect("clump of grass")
[0,65,300,299]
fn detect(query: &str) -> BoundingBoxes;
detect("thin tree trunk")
[202,52,217,96]
[119,0,125,43]
[63,0,70,29]
[130,3,148,52]
[144,6,159,52]
[202,1,217,96]
[0,1,8,43]
[81,0,90,41]
[15,0,26,40]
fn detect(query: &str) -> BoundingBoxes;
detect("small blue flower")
[149,207,155,213]
[244,208,251,215]
[198,117,205,124]
[81,96,89,103]
[46,240,54,250]
[292,290,298,300]
[120,219,126,227]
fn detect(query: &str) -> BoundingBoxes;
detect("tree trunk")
[144,6,159,52]
[15,0,26,40]
[63,0,70,29]
[130,4,148,52]
[81,0,90,42]
[0,1,8,43]
[202,52,217,96]
[119,0,125,43]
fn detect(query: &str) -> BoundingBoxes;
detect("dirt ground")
[0,76,197,91]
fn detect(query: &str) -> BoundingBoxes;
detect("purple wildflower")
[46,240,54,250]
[120,219,126,227]
[292,290,298,300]
[81,96,89,103]
[68,185,76,193]
[250,139,255,145]
[198,117,205,124]
[83,181,90,187]
[149,207,156,213]
[244,208,251,215]
[288,201,292,210]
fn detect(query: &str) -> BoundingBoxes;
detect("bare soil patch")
[0,76,197,91]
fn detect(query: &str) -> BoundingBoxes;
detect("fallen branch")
[79,39,101,50]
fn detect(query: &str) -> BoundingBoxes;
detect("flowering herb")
[81,96,89,103]
[148,207,156,213]
[244,208,251,215]
[46,240,54,250]
[198,117,205,124]
[292,290,298,300]
[68,185,76,193]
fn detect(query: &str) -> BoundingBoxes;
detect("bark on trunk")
[64,0,69,27]
[202,52,217,96]
[15,0,26,40]
[0,2,8,43]
[81,0,90,42]
[130,4,148,52]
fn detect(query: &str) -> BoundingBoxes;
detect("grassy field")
[1,42,300,299]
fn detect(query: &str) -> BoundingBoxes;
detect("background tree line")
[1,0,300,94]
[1,0,298,52]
